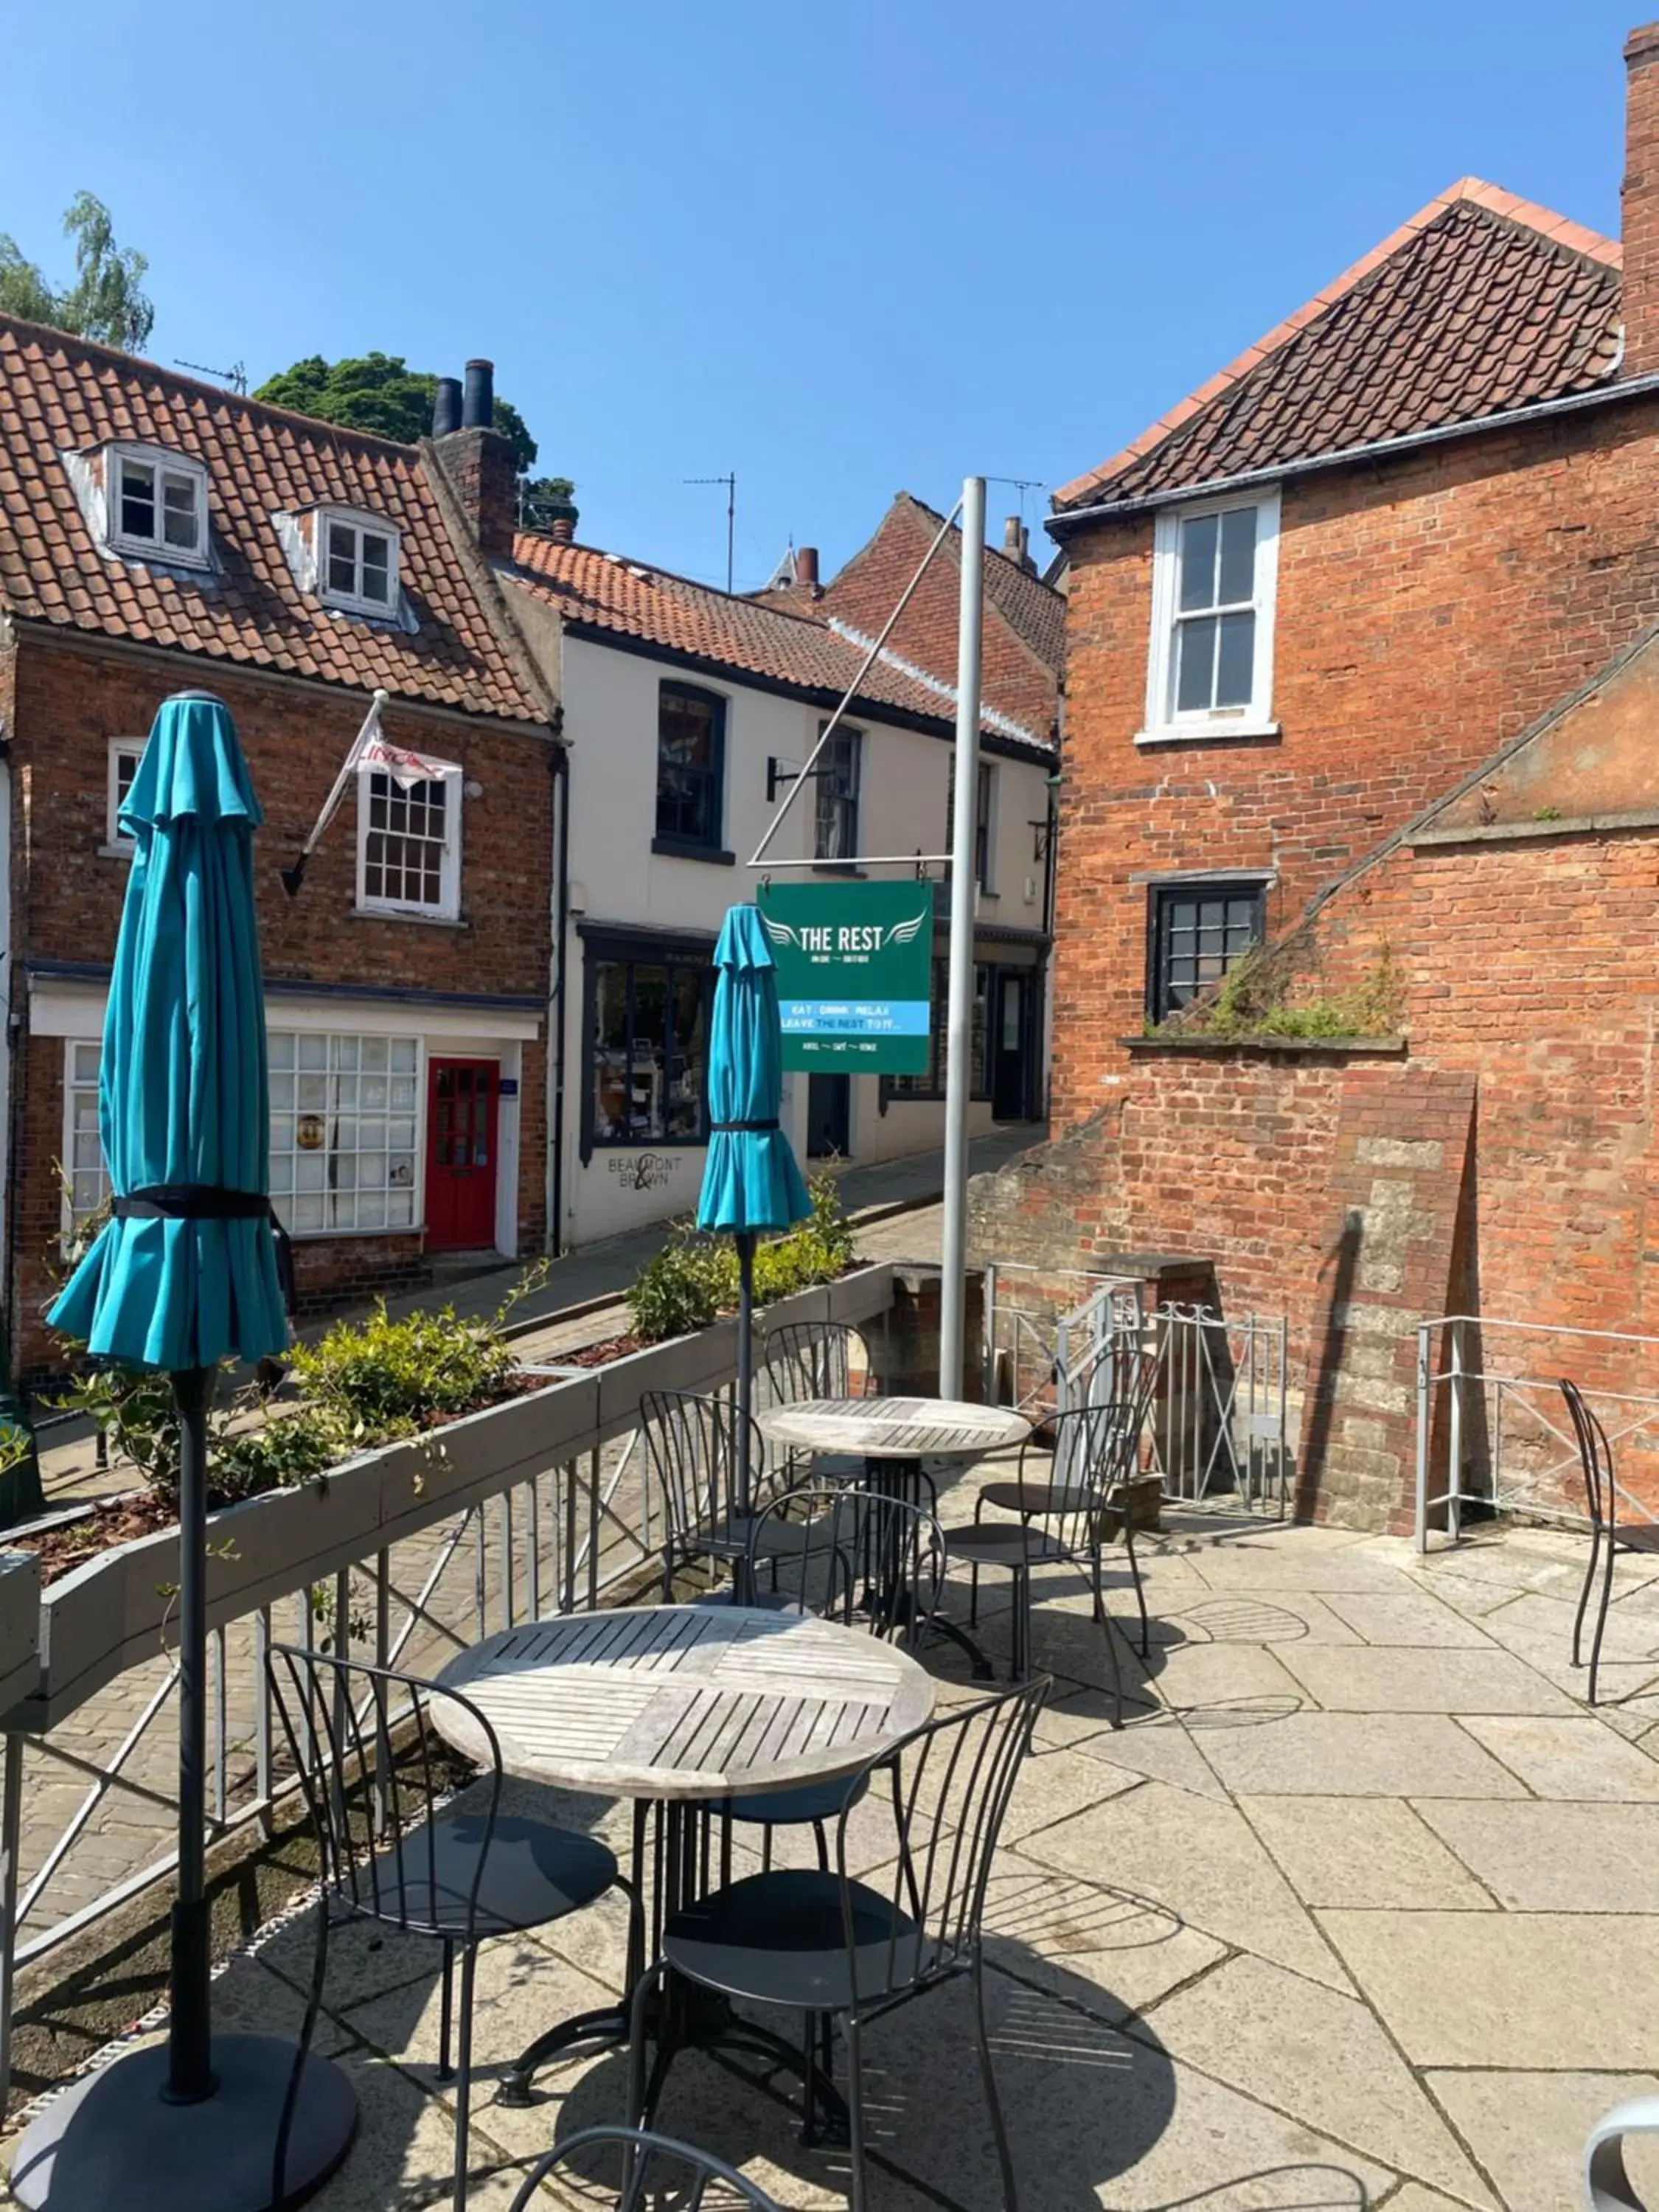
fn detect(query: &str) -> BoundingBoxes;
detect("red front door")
[425,1058,498,1249]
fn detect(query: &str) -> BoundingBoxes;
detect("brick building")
[975,24,1659,1528]
[0,322,562,1377]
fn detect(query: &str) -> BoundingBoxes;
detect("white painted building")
[502,524,1062,1249]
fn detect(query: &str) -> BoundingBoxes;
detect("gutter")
[547,746,570,1258]
[1046,370,1659,535]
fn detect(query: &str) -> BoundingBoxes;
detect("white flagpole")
[280,688,389,897]
[939,478,986,1398]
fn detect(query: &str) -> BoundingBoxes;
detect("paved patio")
[18,1501,1659,2211]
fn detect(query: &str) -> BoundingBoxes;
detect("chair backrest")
[762,1319,876,1405]
[1562,1377,1617,1533]
[835,1676,1047,2003]
[1032,1350,1158,1556]
[265,1644,501,1944]
[640,1388,769,1540]
[509,2126,785,2211]
[745,1482,946,1646]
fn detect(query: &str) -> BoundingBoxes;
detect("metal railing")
[983,1262,1141,1416]
[1142,1304,1290,1516]
[1413,1312,1659,1550]
[0,1273,900,2106]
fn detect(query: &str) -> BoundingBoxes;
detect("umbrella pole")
[166,1365,215,2106]
[734,1233,757,1519]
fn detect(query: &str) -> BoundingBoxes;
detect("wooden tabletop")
[756,1394,1032,1462]
[433,1604,936,1801]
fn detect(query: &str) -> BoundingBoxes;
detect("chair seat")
[1614,1524,1659,1555]
[664,1867,922,2011]
[688,1514,804,1563]
[714,1769,872,1829]
[944,1523,1071,1569]
[366,1801,618,1939]
[977,1481,1095,1519]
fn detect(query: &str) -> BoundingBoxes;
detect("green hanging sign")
[758,881,935,1073]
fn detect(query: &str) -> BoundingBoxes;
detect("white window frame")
[103,738,143,852]
[1141,487,1281,744]
[316,507,401,616]
[105,442,210,568]
[355,761,462,921]
[62,1039,109,1237]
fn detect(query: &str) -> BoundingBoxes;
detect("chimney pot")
[462,358,495,430]
[1624,27,1659,375]
[796,545,820,594]
[549,515,575,545]
[432,376,462,438]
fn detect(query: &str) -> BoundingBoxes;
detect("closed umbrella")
[698,904,811,1512]
[13,692,355,2211]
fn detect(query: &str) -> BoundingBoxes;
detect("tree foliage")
[254,352,540,472]
[0,192,155,351]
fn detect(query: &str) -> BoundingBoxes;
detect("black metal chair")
[762,1319,882,1486]
[639,1388,787,1602]
[508,2125,785,2211]
[714,1485,947,1871]
[267,1647,636,2212]
[1562,1377,1659,1706]
[628,1679,1048,2212]
[948,1357,1158,1724]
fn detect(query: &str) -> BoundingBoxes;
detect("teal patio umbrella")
[15,692,354,2212]
[698,904,811,1512]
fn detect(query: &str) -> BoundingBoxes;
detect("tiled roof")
[507,534,1054,752]
[0,316,547,723]
[1054,181,1623,511]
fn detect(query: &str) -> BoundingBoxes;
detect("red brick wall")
[1052,393,1659,1127]
[7,636,554,1375]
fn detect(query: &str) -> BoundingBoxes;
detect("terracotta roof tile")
[508,535,1054,753]
[0,316,543,723]
[1054,182,1622,510]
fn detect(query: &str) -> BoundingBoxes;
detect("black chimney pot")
[462,359,495,430]
[432,377,462,437]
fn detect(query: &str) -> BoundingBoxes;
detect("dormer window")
[105,445,209,567]
[318,509,400,615]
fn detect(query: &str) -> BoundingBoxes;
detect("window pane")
[1215,610,1256,707]
[328,523,358,595]
[119,459,156,540]
[361,533,391,602]
[656,688,721,845]
[161,474,199,550]
[1178,512,1218,612]
[1175,615,1217,712]
[631,967,667,1141]
[1217,506,1257,605]
[665,967,706,1139]
[592,961,629,1140]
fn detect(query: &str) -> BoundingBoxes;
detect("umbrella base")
[9,2034,358,2210]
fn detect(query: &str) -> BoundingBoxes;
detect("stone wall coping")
[1412,806,1659,849]
[1121,1033,1409,1059]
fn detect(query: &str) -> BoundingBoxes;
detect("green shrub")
[288,1298,515,1441]
[55,1363,190,1494]
[212,1405,343,1503]
[626,1172,860,1343]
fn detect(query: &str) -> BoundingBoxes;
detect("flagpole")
[939,478,986,1398]
[279,689,388,897]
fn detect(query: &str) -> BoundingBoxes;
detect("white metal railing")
[1413,1312,1659,1550]
[1141,1304,1290,1516]
[983,1262,1141,1416]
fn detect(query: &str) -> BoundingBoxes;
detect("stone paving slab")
[1458,1714,1659,1801]
[1273,1646,1576,1717]
[1425,2070,1659,2212]
[1197,1713,1533,1799]
[1239,1795,1495,1913]
[1412,1799,1659,1913]
[1320,1590,1497,1648]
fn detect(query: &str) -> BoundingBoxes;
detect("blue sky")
[0,2,1640,590]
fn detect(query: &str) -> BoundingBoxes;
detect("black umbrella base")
[9,2034,358,2210]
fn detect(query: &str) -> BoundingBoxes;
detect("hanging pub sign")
[757,881,935,1073]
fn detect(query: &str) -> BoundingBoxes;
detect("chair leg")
[801,2008,819,2145]
[973,1956,1020,2211]
[1122,1515,1150,1661]
[625,1958,664,2129]
[1590,1534,1620,1708]
[970,1495,987,1626]
[813,1820,830,1874]
[845,2012,869,2212]
[1011,1568,1030,1683]
[437,1937,456,2081]
[1573,1525,1601,1669]
[451,1944,479,2212]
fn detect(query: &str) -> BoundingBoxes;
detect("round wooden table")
[757,1397,1032,1677]
[434,1602,935,2110]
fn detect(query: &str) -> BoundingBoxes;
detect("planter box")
[7,1262,902,1735]
[0,1553,40,1720]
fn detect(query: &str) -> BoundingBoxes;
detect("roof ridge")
[512,532,844,636]
[0,311,432,461]
[1053,178,1619,509]
[898,490,1066,600]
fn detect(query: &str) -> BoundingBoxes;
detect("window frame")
[1145,876,1269,1023]
[945,757,998,892]
[316,506,402,617]
[104,738,143,852]
[354,762,462,922]
[813,723,863,863]
[62,1038,109,1238]
[1142,487,1281,743]
[581,931,715,1158]
[105,442,210,569]
[653,681,729,860]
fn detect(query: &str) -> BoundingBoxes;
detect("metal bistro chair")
[1562,1377,1659,1706]
[267,1647,636,2212]
[762,1318,883,1487]
[949,1357,1158,1724]
[628,1678,1049,2212]
[640,1388,787,1603]
[509,2126,785,2211]
[713,1485,947,1874]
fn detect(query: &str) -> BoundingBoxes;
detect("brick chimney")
[1002,515,1033,571]
[549,515,576,546]
[796,545,820,597]
[1624,24,1659,375]
[430,358,517,560]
